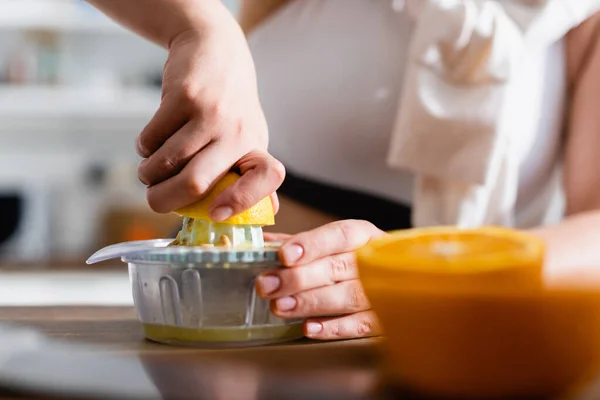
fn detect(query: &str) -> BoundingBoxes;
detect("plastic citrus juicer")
[87,173,303,347]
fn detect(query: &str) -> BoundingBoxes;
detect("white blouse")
[247,0,567,228]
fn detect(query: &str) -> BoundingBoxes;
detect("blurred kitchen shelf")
[0,85,160,117]
[0,85,161,155]
[0,0,129,34]
[0,270,132,306]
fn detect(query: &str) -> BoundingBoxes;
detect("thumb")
[209,151,285,222]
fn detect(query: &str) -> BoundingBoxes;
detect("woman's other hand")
[258,220,387,340]
[136,5,283,220]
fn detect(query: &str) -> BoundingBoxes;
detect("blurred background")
[0,0,240,270]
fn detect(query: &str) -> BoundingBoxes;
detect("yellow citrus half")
[174,172,275,226]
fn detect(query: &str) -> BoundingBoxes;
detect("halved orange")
[357,226,545,294]
[355,227,600,399]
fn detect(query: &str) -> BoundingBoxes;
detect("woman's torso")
[247,0,567,229]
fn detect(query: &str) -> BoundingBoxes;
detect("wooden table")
[0,306,387,400]
[3,307,598,400]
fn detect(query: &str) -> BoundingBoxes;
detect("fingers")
[145,142,235,213]
[144,144,284,215]
[303,311,382,340]
[278,220,385,266]
[263,232,291,242]
[209,150,285,222]
[256,252,358,298]
[270,280,370,318]
[137,121,211,186]
[136,93,190,158]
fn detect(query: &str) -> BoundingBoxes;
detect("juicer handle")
[86,239,175,264]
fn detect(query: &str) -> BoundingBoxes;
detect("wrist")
[167,0,241,49]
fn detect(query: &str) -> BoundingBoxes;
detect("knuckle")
[354,219,384,240]
[178,84,198,106]
[356,314,377,337]
[184,175,211,198]
[297,292,319,315]
[270,158,286,183]
[329,255,350,283]
[234,119,246,138]
[332,219,381,249]
[229,189,255,208]
[138,153,183,186]
[156,156,179,174]
[328,320,343,338]
[347,219,375,234]
[332,220,354,249]
[358,219,377,231]
[204,101,226,122]
[348,284,368,312]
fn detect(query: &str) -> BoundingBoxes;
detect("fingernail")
[210,206,233,222]
[135,136,149,158]
[256,275,281,295]
[137,160,149,185]
[306,322,323,335]
[276,296,297,312]
[281,244,303,265]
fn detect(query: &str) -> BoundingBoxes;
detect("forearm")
[239,0,289,34]
[535,14,600,283]
[86,0,235,47]
[529,210,600,282]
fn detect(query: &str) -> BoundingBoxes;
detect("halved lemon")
[174,172,275,226]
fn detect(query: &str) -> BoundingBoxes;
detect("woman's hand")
[257,220,387,340]
[135,8,283,220]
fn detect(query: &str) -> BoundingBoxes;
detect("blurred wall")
[0,0,239,265]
